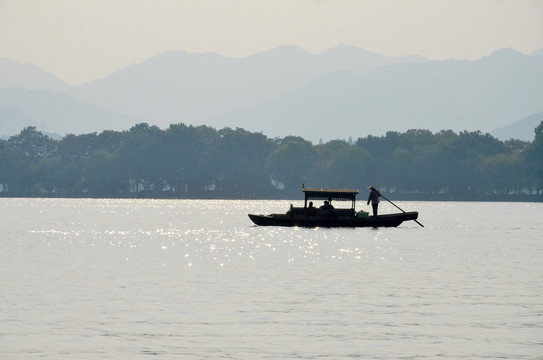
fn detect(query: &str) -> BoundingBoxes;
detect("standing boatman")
[367,185,381,216]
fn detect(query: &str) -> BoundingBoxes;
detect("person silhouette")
[367,185,381,216]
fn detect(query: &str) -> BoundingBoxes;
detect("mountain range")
[1,45,542,142]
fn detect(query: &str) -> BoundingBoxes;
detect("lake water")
[1,198,542,359]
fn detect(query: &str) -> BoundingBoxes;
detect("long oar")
[380,194,424,227]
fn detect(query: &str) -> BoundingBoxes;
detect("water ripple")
[1,198,542,359]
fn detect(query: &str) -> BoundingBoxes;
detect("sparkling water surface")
[1,198,542,359]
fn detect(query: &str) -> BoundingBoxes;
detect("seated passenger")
[306,201,318,215]
[320,200,334,210]
[286,203,293,216]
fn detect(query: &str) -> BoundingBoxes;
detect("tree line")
[1,122,542,200]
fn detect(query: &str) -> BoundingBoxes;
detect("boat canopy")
[303,187,359,209]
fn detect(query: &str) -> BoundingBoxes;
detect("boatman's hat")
[368,185,377,190]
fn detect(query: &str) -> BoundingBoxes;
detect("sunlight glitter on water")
[2,198,543,359]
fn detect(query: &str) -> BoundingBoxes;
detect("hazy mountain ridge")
[0,58,70,92]
[209,48,543,141]
[69,45,429,126]
[1,46,542,141]
[0,88,137,137]
[491,111,543,141]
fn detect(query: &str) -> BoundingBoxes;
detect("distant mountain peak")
[489,47,524,58]
[320,43,375,54]
[0,58,70,91]
[319,44,428,64]
[150,49,189,59]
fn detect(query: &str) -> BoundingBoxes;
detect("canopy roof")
[303,188,359,202]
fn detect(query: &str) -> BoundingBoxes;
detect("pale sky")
[1,0,543,85]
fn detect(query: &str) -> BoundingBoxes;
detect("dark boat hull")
[248,211,419,228]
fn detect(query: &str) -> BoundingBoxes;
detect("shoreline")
[1,193,542,202]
